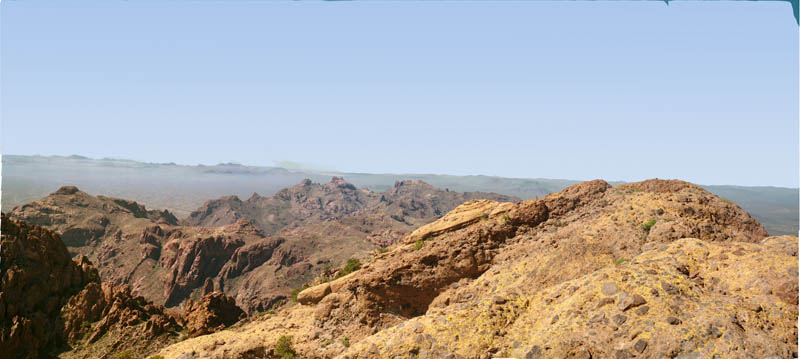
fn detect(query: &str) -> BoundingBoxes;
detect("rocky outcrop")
[0,214,98,359]
[161,232,246,307]
[184,291,245,338]
[0,214,181,359]
[156,179,788,359]
[61,282,180,344]
[345,236,798,358]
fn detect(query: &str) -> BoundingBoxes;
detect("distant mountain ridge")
[2,154,797,235]
[185,177,518,237]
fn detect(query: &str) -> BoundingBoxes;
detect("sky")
[1,1,798,187]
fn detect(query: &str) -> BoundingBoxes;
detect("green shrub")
[501,214,511,224]
[274,335,297,359]
[149,356,165,359]
[334,258,361,279]
[321,339,334,348]
[116,351,132,359]
[414,239,425,251]
[615,258,629,266]
[480,214,489,221]
[342,336,350,347]
[377,247,389,254]
[640,219,656,233]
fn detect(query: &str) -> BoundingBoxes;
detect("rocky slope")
[8,178,516,315]
[0,214,181,359]
[154,179,796,359]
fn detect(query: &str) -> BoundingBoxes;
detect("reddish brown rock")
[0,214,98,359]
[184,291,245,338]
[0,214,180,359]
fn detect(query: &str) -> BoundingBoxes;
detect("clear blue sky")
[2,1,797,187]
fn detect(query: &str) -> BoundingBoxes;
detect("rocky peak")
[55,185,81,195]
[327,176,357,190]
[387,179,438,194]
[220,195,243,203]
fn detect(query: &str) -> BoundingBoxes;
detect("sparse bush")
[640,219,656,233]
[721,198,734,205]
[264,299,283,315]
[321,339,334,348]
[334,258,361,279]
[501,214,511,224]
[274,335,296,359]
[480,214,488,221]
[414,239,425,251]
[342,336,350,347]
[615,258,629,266]
[149,356,165,359]
[272,299,285,310]
[377,247,389,254]
[116,351,132,359]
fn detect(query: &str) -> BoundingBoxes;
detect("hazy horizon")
[2,1,798,187]
[3,153,798,189]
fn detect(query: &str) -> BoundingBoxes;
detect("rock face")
[184,291,245,338]
[0,214,180,359]
[9,179,516,315]
[0,213,97,359]
[155,179,796,359]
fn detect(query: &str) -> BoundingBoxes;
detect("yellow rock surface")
[156,179,792,359]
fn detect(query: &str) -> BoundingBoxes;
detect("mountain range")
[3,155,797,235]
[7,177,515,315]
[3,178,795,359]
